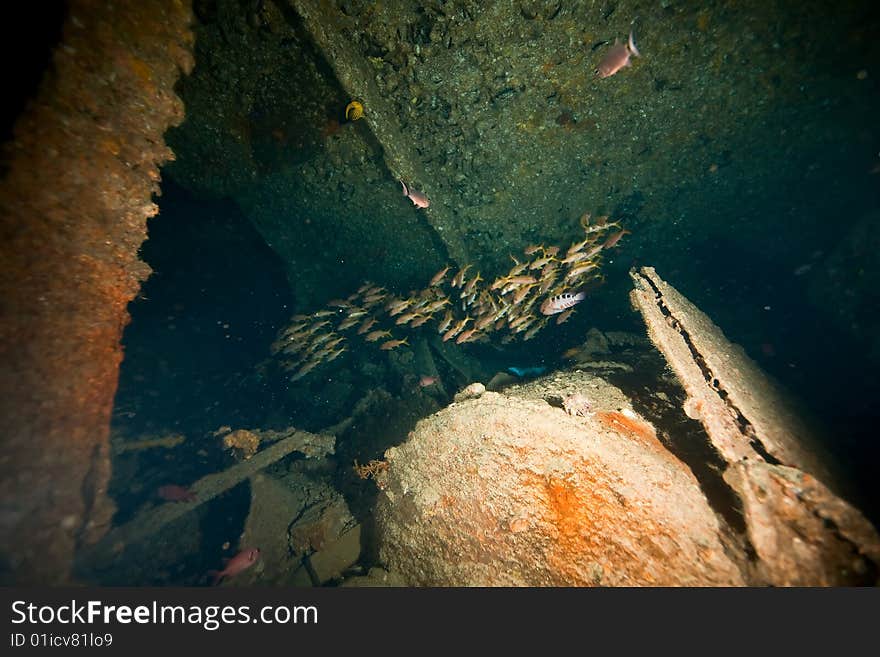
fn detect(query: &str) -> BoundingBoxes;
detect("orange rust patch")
[597,411,655,440]
[595,411,684,471]
[516,470,605,584]
[546,475,586,541]
[127,56,154,84]
[438,494,456,509]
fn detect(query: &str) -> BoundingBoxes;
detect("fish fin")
[207,570,224,586]
[628,31,640,57]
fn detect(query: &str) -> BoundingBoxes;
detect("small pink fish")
[208,547,261,585]
[540,291,586,316]
[419,375,439,387]
[596,30,640,79]
[157,484,197,503]
[603,229,630,249]
[400,180,430,208]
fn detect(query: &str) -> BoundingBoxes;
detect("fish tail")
[400,180,408,196]
[574,292,587,302]
[628,30,640,57]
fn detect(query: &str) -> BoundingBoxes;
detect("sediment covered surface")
[375,373,745,586]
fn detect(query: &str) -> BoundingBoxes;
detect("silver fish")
[540,291,586,316]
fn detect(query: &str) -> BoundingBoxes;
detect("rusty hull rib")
[0,1,194,583]
[630,266,880,585]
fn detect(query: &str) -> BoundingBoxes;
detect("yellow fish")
[345,101,364,120]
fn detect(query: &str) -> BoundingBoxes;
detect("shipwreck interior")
[1,0,879,586]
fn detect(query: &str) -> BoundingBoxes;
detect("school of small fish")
[270,212,628,382]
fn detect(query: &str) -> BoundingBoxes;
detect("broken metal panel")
[630,266,880,585]
[726,461,880,586]
[629,266,832,482]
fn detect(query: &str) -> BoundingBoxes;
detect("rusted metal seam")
[633,268,781,466]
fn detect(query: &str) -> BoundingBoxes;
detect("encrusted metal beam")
[0,0,194,584]
[285,0,470,266]
[630,266,880,585]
